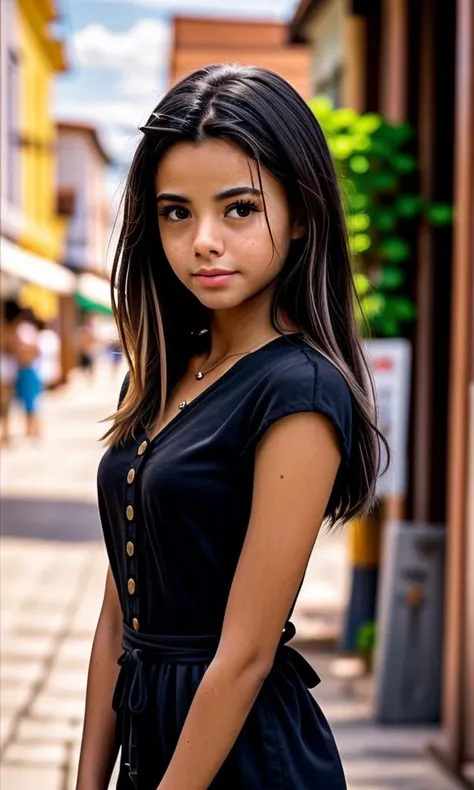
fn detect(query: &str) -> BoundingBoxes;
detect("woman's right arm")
[76,565,123,790]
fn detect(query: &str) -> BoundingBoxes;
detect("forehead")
[155,138,259,190]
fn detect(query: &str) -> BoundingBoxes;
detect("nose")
[192,218,224,260]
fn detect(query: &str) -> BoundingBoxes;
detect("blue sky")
[55,0,299,194]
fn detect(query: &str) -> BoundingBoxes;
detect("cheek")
[159,226,187,269]
[237,232,272,259]
[233,220,278,263]
[242,217,290,271]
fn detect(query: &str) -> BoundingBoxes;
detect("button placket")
[124,435,149,631]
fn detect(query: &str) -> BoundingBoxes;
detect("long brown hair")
[103,63,388,524]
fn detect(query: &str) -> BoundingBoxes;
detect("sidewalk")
[0,538,108,790]
[0,367,460,790]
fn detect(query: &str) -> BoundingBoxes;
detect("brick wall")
[170,16,311,100]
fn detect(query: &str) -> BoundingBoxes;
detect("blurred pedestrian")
[77,313,97,382]
[76,65,388,790]
[36,319,61,389]
[107,337,123,381]
[15,308,43,440]
[0,300,21,446]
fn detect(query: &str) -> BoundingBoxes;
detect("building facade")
[57,122,111,277]
[291,0,474,784]
[54,122,113,375]
[170,16,311,99]
[291,0,367,110]
[0,0,23,247]
[0,0,75,324]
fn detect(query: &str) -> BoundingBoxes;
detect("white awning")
[0,237,75,294]
[76,272,112,309]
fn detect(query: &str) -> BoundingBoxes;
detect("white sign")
[364,338,412,497]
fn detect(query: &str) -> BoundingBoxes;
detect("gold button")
[126,505,134,521]
[126,541,135,557]
[127,578,136,595]
[132,617,140,631]
[127,468,135,485]
[137,440,148,456]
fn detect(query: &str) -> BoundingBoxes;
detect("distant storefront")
[55,121,114,374]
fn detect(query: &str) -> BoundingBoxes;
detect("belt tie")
[279,622,321,689]
[112,645,150,785]
[112,621,320,786]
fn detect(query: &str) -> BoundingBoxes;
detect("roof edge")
[289,0,325,41]
[56,121,113,167]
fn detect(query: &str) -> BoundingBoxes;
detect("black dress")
[97,334,351,790]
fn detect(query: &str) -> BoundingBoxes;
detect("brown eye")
[226,200,259,219]
[172,207,190,220]
[158,206,190,222]
[235,205,252,217]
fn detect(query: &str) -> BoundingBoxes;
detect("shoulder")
[251,335,352,415]
[297,342,353,429]
[242,336,353,462]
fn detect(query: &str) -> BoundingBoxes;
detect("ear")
[290,215,307,240]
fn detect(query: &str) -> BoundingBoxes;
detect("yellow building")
[16,0,72,320]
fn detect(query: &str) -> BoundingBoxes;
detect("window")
[6,47,20,206]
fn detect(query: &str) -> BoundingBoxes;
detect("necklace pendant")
[195,371,204,381]
[178,400,188,411]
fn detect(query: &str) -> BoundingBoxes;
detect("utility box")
[373,520,445,723]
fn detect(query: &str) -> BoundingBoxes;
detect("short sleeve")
[241,354,352,464]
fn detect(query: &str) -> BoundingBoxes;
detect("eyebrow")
[156,187,262,203]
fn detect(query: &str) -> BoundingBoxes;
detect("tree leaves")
[310,96,452,338]
[425,203,454,226]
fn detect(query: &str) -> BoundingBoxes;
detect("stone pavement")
[0,538,109,790]
[0,365,461,789]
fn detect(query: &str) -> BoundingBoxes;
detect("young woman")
[76,64,386,790]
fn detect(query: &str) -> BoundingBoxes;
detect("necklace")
[177,335,280,411]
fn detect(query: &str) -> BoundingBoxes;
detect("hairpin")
[139,111,194,135]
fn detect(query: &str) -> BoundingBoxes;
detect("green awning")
[74,292,113,316]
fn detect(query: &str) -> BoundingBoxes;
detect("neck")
[206,290,295,360]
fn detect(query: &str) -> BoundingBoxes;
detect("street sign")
[365,339,412,498]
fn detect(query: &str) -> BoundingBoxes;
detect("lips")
[193,270,237,288]
[193,269,236,277]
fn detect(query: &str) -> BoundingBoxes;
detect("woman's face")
[155,138,303,311]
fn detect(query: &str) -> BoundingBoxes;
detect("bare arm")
[157,411,342,790]
[76,565,123,790]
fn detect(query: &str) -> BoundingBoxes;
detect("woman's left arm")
[157,410,342,790]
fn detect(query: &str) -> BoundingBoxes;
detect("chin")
[193,288,246,310]
[195,293,244,311]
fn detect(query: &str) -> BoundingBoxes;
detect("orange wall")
[170,17,311,100]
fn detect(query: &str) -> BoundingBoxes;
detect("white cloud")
[95,0,297,19]
[62,19,170,170]
[57,99,142,131]
[56,98,145,161]
[74,19,170,97]
[120,71,161,99]
[105,122,141,161]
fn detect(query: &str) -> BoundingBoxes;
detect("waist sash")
[112,621,320,785]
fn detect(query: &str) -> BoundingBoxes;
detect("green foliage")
[308,97,453,338]
[426,203,454,226]
[356,621,377,671]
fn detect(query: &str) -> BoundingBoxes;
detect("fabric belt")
[112,621,320,786]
